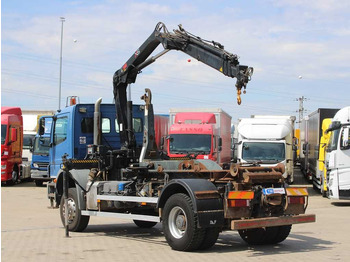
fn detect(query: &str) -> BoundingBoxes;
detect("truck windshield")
[169,134,211,154]
[33,137,50,156]
[1,125,7,145]
[327,129,340,152]
[242,142,285,162]
[23,134,35,149]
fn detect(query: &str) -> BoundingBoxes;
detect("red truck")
[167,108,232,165]
[1,107,23,184]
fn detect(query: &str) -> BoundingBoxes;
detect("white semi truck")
[326,107,350,200]
[236,115,296,184]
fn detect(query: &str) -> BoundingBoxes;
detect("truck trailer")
[236,115,296,184]
[300,108,339,189]
[167,108,231,165]
[52,22,314,251]
[326,107,350,200]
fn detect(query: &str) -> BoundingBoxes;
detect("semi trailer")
[300,108,339,189]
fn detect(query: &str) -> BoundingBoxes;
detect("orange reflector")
[286,188,308,196]
[288,196,305,204]
[228,199,250,207]
[141,202,147,206]
[228,191,254,200]
[53,179,57,183]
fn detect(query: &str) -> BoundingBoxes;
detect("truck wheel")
[35,180,43,187]
[133,220,157,228]
[238,228,266,245]
[7,171,18,185]
[198,227,220,250]
[60,188,89,232]
[268,225,291,244]
[162,193,205,251]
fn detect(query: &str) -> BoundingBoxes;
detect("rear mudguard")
[158,179,224,228]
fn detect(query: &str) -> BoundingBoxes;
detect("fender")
[56,169,90,210]
[158,179,224,228]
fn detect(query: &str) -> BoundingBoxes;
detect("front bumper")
[31,169,51,181]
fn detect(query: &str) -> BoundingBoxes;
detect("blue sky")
[2,0,350,123]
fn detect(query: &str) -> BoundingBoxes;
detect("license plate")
[263,188,286,195]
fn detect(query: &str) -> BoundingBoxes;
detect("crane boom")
[113,22,253,154]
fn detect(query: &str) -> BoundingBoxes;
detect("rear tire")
[133,220,157,228]
[269,225,291,244]
[198,227,220,250]
[162,193,205,251]
[60,188,89,232]
[238,228,266,245]
[239,225,291,245]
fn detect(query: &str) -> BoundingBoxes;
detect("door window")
[54,117,68,145]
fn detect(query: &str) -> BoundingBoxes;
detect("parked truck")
[22,110,55,162]
[299,108,339,189]
[167,108,231,165]
[1,107,31,184]
[31,116,53,186]
[52,22,314,251]
[236,115,296,184]
[326,107,350,200]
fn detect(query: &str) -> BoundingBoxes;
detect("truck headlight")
[1,165,6,170]
[3,151,8,156]
[33,163,39,168]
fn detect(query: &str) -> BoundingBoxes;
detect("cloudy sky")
[2,0,350,123]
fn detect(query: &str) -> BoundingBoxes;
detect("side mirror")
[160,136,165,150]
[218,137,222,152]
[38,118,45,135]
[10,128,17,142]
[292,145,297,151]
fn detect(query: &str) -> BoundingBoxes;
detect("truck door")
[337,127,350,195]
[49,114,70,178]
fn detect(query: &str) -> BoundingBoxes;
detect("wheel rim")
[168,206,187,239]
[12,171,18,182]
[62,197,76,224]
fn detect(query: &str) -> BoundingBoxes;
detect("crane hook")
[237,89,242,105]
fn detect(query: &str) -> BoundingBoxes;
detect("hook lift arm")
[113,22,253,156]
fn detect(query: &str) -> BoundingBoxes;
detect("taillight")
[227,191,254,208]
[228,199,250,207]
[288,196,305,204]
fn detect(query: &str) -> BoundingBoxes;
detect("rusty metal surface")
[231,214,316,230]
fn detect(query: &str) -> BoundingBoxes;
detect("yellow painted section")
[294,129,300,158]
[318,118,332,192]
[219,67,223,72]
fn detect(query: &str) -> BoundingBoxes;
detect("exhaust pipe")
[94,97,102,145]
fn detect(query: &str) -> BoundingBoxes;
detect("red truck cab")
[167,111,231,164]
[1,107,23,184]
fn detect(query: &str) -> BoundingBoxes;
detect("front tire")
[162,193,205,251]
[35,180,44,187]
[60,188,89,232]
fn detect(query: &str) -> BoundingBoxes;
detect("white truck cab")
[326,107,350,200]
[236,116,296,184]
